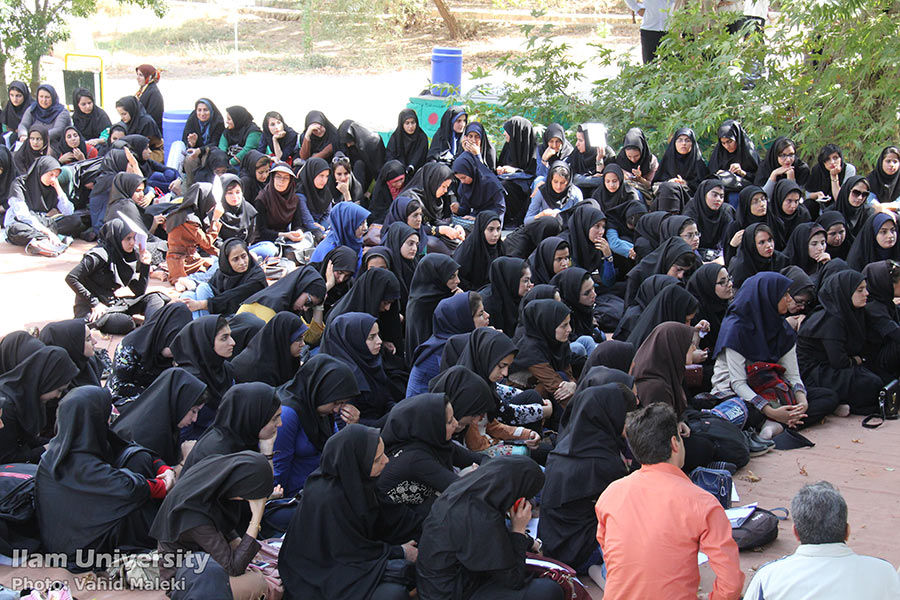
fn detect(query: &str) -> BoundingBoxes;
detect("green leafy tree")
[4,0,167,93]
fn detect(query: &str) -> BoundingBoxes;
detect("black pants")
[6,213,85,246]
[727,15,765,36]
[472,577,565,600]
[641,29,667,63]
[75,292,168,334]
[745,387,841,430]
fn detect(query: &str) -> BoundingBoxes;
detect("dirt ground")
[2,240,899,598]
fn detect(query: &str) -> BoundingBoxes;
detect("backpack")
[689,466,732,509]
[0,463,41,555]
[732,507,789,550]
[683,409,751,469]
[746,362,796,407]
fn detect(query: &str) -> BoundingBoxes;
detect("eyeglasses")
[778,152,796,159]
[716,275,734,286]
[790,295,810,307]
[681,231,702,240]
[849,189,868,198]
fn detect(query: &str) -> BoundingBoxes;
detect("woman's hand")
[339,403,360,425]
[524,430,542,449]
[269,485,284,500]
[248,497,266,524]
[181,297,207,312]
[541,399,553,419]
[694,319,710,335]
[594,236,612,257]
[728,163,746,177]
[72,147,86,162]
[140,250,152,265]
[497,165,517,175]
[763,404,807,425]
[541,146,556,162]
[259,435,276,456]
[382,341,397,354]
[160,469,176,491]
[509,499,532,534]
[402,541,418,562]
[691,348,708,364]
[324,260,337,291]
[816,251,832,264]
[785,314,805,331]
[678,421,691,438]
[187,132,199,148]
[554,381,576,402]
[628,247,637,260]
[450,201,460,215]
[283,230,304,242]
[730,229,744,248]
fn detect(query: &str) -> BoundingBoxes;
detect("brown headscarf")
[255,162,298,229]
[630,322,695,415]
[135,64,160,98]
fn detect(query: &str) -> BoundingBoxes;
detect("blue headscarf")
[713,272,796,363]
[310,201,370,264]
[31,84,66,124]
[452,151,505,214]
[412,292,476,369]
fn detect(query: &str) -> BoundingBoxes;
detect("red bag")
[248,539,284,600]
[746,362,796,407]
[525,553,592,600]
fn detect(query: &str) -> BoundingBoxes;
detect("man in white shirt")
[623,0,680,63]
[745,481,900,600]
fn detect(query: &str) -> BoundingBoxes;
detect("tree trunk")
[432,0,461,39]
[0,54,7,106]
[30,57,41,95]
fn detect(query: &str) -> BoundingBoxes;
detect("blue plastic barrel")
[430,47,463,97]
[162,109,193,163]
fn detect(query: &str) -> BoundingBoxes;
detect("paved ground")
[2,239,900,597]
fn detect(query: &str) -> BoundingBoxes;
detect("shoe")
[750,430,776,448]
[707,461,738,474]
[78,229,97,242]
[743,430,771,457]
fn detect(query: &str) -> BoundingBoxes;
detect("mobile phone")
[817,195,831,203]
[513,497,526,512]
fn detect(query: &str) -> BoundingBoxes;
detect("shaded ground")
[1,240,899,598]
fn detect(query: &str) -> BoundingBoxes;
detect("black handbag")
[862,379,899,429]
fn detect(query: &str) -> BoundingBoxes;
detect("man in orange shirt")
[595,403,744,599]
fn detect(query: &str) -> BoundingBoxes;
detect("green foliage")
[466,0,900,171]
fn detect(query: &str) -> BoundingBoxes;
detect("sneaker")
[707,461,738,474]
[78,229,97,242]
[743,430,771,457]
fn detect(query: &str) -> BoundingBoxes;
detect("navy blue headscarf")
[412,292,477,369]
[310,201,370,264]
[31,84,66,124]
[713,272,796,362]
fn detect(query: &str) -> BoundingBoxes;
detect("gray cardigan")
[16,105,72,141]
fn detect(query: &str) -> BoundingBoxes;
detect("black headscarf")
[625,237,696,307]
[462,121,496,170]
[97,217,141,287]
[735,185,768,230]
[382,222,420,306]
[170,314,234,407]
[381,195,428,256]
[210,238,267,299]
[338,120,386,183]
[382,393,452,469]
[14,124,49,176]
[653,127,710,192]
[279,424,420,600]
[428,106,466,161]
[325,268,402,346]
[182,98,225,148]
[831,175,873,242]
[626,284,699,348]
[542,384,628,509]
[303,110,340,157]
[686,263,731,347]
[728,223,790,288]
[813,257,852,299]
[120,301,191,372]
[714,272,796,362]
[708,119,760,177]
[0,331,44,374]
[150,451,273,542]
[658,214,694,241]
[222,106,260,148]
[363,246,392,270]
[368,160,407,225]
[260,111,299,162]
[277,354,359,452]
[239,149,269,206]
[181,382,280,474]
[799,269,867,356]
[584,339,636,374]
[480,256,527,337]
[320,312,388,395]
[164,182,212,233]
[615,127,652,175]
[217,173,257,242]
[36,386,155,556]
[551,267,594,339]
[405,254,460,359]
[683,179,734,248]
[767,179,811,250]
[862,260,900,344]
[593,164,642,234]
[312,245,359,312]
[634,210,671,253]
[566,202,608,273]
[327,151,365,204]
[441,327,517,389]
[498,116,537,173]
[539,123,574,164]
[242,265,326,313]
[512,299,572,371]
[503,213,562,259]
[528,236,568,285]
[452,151,504,213]
[653,181,691,214]
[754,136,810,188]
[412,292,477,369]
[0,81,32,133]
[416,456,544,600]
[111,368,207,465]
[115,96,161,138]
[0,146,15,204]
[866,146,900,204]
[847,212,900,270]
[71,88,111,141]
[89,147,130,201]
[386,108,428,172]
[454,210,503,290]
[231,312,305,386]
[106,172,146,228]
[784,222,826,274]
[806,144,847,198]
[429,365,495,420]
[399,162,454,223]
[38,319,101,387]
[613,274,678,340]
[297,156,332,216]
[0,346,78,439]
[228,313,266,354]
